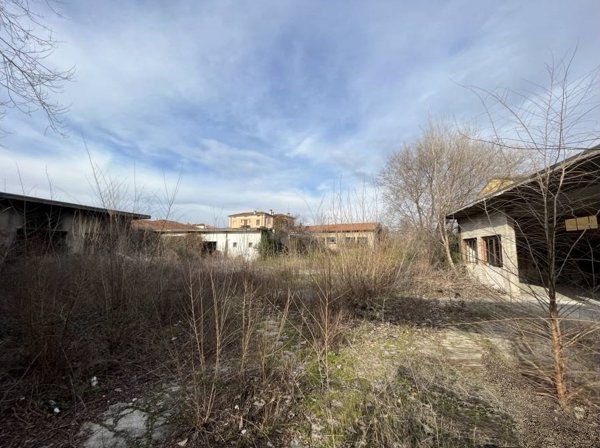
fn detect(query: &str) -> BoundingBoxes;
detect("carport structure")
[448,149,600,296]
[1,192,149,256]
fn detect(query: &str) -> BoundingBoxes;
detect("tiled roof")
[305,222,380,233]
[132,219,198,231]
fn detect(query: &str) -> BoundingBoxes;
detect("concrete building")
[451,211,521,294]
[0,192,149,256]
[447,149,600,295]
[133,219,263,261]
[304,222,382,249]
[228,210,295,230]
[196,228,263,261]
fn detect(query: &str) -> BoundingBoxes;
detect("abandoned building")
[133,219,264,261]
[0,192,150,256]
[195,228,263,260]
[448,149,600,295]
[304,222,383,249]
[131,216,382,259]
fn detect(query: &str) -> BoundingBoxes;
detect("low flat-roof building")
[304,222,382,249]
[195,228,263,260]
[133,219,263,261]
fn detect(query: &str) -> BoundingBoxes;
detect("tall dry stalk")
[183,263,236,425]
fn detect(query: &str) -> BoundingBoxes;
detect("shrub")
[322,235,420,309]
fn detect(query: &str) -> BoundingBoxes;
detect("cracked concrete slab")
[114,409,149,438]
[79,387,176,447]
[81,422,126,448]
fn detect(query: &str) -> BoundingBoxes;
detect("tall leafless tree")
[466,54,600,407]
[379,120,523,266]
[0,0,73,132]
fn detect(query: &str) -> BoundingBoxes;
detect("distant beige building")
[228,211,295,230]
[228,211,273,229]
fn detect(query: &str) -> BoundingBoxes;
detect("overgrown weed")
[1,231,597,447]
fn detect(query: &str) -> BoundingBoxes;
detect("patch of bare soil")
[483,354,599,448]
[346,295,600,448]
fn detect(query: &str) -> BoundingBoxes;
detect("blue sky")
[0,0,599,225]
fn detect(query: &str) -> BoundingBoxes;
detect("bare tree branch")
[0,0,74,133]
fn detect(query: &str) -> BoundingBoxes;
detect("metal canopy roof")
[447,148,600,220]
[0,191,150,219]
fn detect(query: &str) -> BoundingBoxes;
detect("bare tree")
[379,120,523,267]
[460,55,600,407]
[0,0,73,132]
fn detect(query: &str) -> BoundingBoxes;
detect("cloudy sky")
[0,0,598,225]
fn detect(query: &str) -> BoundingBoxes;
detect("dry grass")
[0,231,415,445]
[0,255,179,406]
[0,232,598,447]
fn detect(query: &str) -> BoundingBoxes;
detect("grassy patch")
[297,321,417,447]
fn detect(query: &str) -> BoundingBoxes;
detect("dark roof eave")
[0,192,150,219]
[446,147,600,220]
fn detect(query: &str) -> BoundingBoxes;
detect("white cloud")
[1,0,598,224]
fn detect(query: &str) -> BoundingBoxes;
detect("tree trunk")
[549,293,568,407]
[439,221,456,271]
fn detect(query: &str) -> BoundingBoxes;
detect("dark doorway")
[202,241,217,255]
